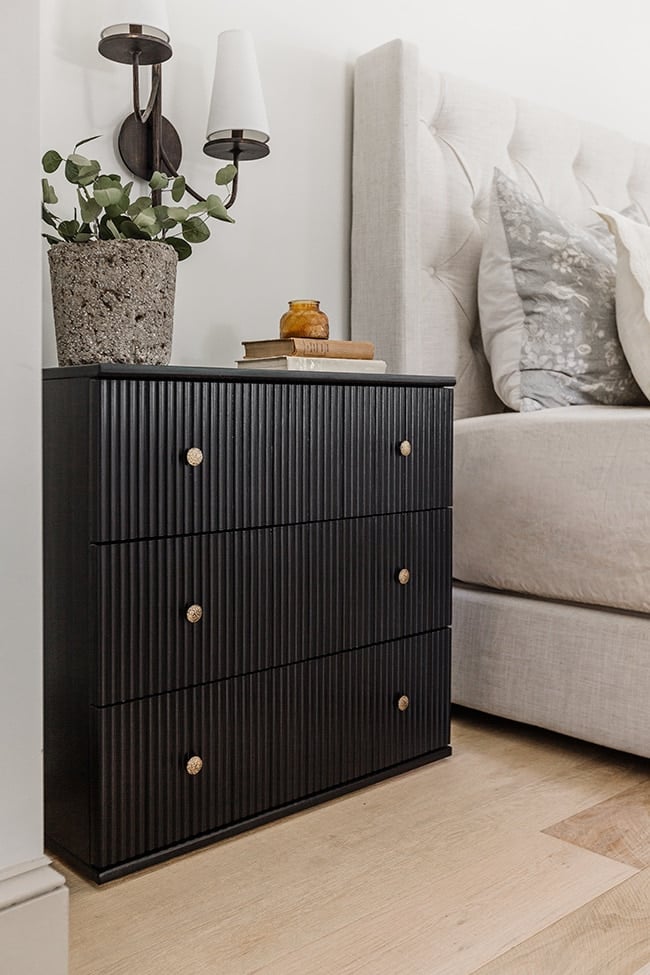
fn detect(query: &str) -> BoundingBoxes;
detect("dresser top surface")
[43,364,455,388]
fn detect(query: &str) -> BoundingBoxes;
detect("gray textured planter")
[48,239,178,366]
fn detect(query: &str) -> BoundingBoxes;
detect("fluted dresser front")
[43,364,454,882]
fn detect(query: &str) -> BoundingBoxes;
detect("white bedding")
[454,405,650,613]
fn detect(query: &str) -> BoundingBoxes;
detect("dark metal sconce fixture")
[98,4,270,209]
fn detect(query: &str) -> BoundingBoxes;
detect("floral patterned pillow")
[478,169,646,411]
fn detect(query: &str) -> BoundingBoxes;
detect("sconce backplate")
[118,114,182,181]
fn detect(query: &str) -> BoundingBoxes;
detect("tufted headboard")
[351,39,650,418]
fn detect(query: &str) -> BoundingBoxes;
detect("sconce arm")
[160,144,240,209]
[132,54,161,125]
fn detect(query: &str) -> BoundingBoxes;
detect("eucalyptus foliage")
[41,136,237,261]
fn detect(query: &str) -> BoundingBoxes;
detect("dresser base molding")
[47,745,451,884]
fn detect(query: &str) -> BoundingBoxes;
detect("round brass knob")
[186,755,203,776]
[186,604,203,624]
[399,440,412,457]
[186,447,204,467]
[397,695,410,712]
[398,568,411,585]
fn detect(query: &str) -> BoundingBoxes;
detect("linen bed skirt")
[452,583,650,758]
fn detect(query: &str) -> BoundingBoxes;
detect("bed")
[351,38,650,758]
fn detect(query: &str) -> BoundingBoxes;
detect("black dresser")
[43,365,454,882]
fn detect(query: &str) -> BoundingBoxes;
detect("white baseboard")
[0,858,68,975]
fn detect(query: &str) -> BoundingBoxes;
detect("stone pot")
[48,239,178,366]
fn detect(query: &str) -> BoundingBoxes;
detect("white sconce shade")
[100,0,170,38]
[206,30,270,145]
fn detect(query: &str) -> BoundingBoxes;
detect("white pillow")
[477,176,524,409]
[594,206,650,400]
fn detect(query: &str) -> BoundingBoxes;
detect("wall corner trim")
[0,857,67,913]
[0,857,68,975]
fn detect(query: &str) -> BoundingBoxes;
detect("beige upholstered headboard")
[351,39,650,418]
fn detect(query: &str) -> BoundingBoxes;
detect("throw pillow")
[478,169,645,411]
[594,206,650,400]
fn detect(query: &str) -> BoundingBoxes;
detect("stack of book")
[236,337,386,373]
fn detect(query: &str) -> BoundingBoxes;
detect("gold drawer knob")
[399,440,412,457]
[397,695,410,712]
[398,568,411,585]
[186,604,203,623]
[186,447,204,467]
[186,755,203,776]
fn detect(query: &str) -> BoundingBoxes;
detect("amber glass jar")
[279,299,329,339]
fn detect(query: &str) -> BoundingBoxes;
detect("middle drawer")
[93,509,451,704]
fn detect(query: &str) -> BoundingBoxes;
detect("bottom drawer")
[92,631,450,870]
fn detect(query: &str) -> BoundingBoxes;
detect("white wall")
[40,0,650,367]
[0,2,68,969]
[1,0,44,871]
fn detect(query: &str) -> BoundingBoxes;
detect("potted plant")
[41,136,236,366]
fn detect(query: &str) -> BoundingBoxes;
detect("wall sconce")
[98,1,270,209]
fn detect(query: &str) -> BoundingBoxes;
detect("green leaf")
[187,201,208,216]
[127,196,154,218]
[75,173,98,188]
[94,177,125,208]
[72,232,93,242]
[75,161,101,187]
[133,206,161,236]
[64,160,80,183]
[42,150,63,174]
[153,206,180,231]
[99,213,129,240]
[106,219,122,240]
[148,206,177,232]
[163,237,192,261]
[58,219,81,241]
[42,178,58,205]
[171,176,186,202]
[149,171,169,191]
[166,206,189,222]
[205,193,235,223]
[73,135,101,152]
[181,216,210,243]
[65,154,99,185]
[94,175,121,188]
[98,214,114,240]
[42,234,62,246]
[104,196,130,218]
[68,152,92,168]
[42,204,59,227]
[78,191,101,224]
[119,219,152,240]
[215,164,237,186]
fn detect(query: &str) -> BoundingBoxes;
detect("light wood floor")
[52,709,650,975]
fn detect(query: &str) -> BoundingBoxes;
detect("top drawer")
[93,377,452,541]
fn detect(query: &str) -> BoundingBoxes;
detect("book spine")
[244,339,375,360]
[290,339,373,359]
[236,358,387,373]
